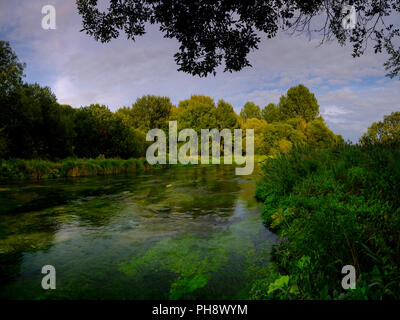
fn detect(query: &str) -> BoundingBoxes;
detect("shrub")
[254,144,400,299]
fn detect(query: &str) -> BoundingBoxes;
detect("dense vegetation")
[1,35,400,300]
[0,40,341,166]
[0,158,147,180]
[253,115,400,299]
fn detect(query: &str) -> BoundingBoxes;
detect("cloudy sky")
[1,0,399,141]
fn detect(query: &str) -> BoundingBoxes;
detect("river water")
[0,165,277,299]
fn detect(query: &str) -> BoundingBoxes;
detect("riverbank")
[0,158,149,180]
[0,155,267,181]
[253,144,400,299]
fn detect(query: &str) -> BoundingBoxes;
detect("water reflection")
[0,165,277,299]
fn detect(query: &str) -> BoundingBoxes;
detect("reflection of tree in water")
[140,165,241,217]
[0,176,144,215]
[0,210,59,288]
[0,165,272,299]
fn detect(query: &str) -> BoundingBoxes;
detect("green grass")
[0,158,148,180]
[253,144,400,299]
[0,154,264,180]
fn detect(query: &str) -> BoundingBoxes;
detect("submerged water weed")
[119,211,274,299]
[1,165,275,299]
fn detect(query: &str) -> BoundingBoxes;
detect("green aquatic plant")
[1,164,275,299]
[119,208,275,299]
[119,235,230,299]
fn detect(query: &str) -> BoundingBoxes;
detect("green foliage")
[305,118,338,148]
[261,103,281,123]
[278,84,320,122]
[176,95,218,132]
[240,102,261,121]
[0,158,147,180]
[254,144,400,299]
[0,40,25,97]
[127,95,172,131]
[360,111,400,146]
[73,104,146,159]
[262,121,306,155]
[77,1,400,79]
[0,41,340,161]
[243,118,268,154]
[0,84,75,159]
[215,99,240,129]
[243,85,341,156]
[0,43,164,160]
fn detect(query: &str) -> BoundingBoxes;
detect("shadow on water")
[0,165,278,299]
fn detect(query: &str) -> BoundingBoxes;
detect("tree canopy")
[360,111,400,146]
[240,102,261,121]
[0,41,353,160]
[0,40,25,97]
[121,95,173,131]
[175,95,219,132]
[77,0,400,78]
[262,103,281,123]
[278,84,320,122]
[215,99,240,130]
[0,41,149,159]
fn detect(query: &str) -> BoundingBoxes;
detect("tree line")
[2,40,394,161]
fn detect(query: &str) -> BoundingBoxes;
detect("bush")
[254,144,400,299]
[0,158,147,180]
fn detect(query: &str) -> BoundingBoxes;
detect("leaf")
[267,275,290,295]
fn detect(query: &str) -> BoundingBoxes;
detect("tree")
[0,40,25,97]
[360,111,400,146]
[44,101,76,159]
[263,121,306,155]
[0,41,149,160]
[278,84,320,122]
[0,40,25,157]
[215,99,239,130]
[73,104,111,158]
[77,0,400,78]
[305,118,338,148]
[128,95,173,132]
[240,102,261,121]
[110,114,147,158]
[0,43,76,159]
[0,84,75,159]
[262,103,281,123]
[74,104,146,158]
[176,95,218,132]
[243,118,268,154]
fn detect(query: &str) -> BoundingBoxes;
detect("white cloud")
[321,105,353,117]
[318,84,400,140]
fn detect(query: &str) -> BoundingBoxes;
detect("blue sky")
[1,0,399,142]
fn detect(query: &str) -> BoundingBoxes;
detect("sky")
[1,0,399,142]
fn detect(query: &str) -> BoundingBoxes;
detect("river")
[0,164,277,299]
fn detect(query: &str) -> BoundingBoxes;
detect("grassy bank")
[0,158,149,180]
[253,144,400,299]
[0,155,266,181]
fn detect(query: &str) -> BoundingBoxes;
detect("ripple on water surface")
[0,165,278,299]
